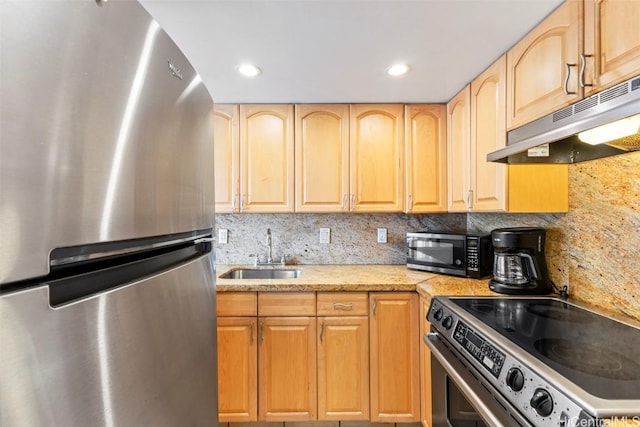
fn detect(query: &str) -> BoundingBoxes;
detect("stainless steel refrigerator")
[0,1,218,425]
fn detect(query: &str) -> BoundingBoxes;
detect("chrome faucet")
[265,228,273,264]
[252,228,287,267]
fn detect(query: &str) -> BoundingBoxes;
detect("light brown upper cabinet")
[506,0,582,130]
[240,104,295,213]
[583,0,640,95]
[404,105,448,213]
[470,55,508,211]
[213,104,240,213]
[447,86,471,212]
[298,104,405,213]
[295,104,350,212]
[350,104,405,212]
[449,57,569,213]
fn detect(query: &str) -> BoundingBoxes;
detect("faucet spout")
[266,228,273,264]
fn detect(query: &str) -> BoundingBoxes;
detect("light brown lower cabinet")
[420,297,433,427]
[370,292,421,423]
[258,316,317,421]
[317,291,370,420]
[217,291,422,423]
[217,293,258,423]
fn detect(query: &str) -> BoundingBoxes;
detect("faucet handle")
[249,254,260,266]
[280,254,291,265]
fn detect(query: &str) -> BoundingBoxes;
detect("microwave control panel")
[465,236,481,272]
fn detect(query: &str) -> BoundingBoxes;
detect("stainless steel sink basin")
[219,268,302,280]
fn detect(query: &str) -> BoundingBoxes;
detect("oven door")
[425,332,532,427]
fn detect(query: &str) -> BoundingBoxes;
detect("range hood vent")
[488,75,640,164]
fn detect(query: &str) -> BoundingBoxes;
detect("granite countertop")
[215,264,498,297]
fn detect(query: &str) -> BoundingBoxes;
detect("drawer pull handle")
[333,303,353,310]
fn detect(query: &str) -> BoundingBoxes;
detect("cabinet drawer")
[258,292,316,316]
[317,292,368,316]
[217,292,257,317]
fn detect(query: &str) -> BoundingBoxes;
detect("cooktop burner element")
[427,296,640,425]
[534,338,640,381]
[525,302,594,323]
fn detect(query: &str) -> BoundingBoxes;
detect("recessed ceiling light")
[237,63,261,77]
[386,64,411,76]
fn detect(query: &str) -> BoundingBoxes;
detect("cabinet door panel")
[240,104,294,212]
[506,0,582,129]
[258,317,317,421]
[350,104,404,212]
[447,87,471,212]
[217,317,257,422]
[318,316,369,420]
[405,105,447,213]
[370,293,420,422]
[584,0,640,94]
[295,104,349,212]
[471,56,507,211]
[419,298,433,427]
[213,104,239,212]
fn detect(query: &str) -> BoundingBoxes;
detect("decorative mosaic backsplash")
[215,151,640,319]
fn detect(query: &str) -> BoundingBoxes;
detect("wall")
[215,152,640,319]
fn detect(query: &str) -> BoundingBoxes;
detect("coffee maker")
[489,227,552,295]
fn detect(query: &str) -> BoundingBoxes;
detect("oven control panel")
[453,321,504,378]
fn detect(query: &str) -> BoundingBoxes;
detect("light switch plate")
[377,228,387,243]
[218,228,228,244]
[319,227,331,244]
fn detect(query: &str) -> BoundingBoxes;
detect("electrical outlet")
[319,227,331,244]
[218,228,228,244]
[377,228,387,244]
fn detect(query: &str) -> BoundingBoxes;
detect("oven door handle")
[424,332,533,427]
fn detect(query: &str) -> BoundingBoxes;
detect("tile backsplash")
[215,152,640,319]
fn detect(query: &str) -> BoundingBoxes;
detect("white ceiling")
[139,0,564,104]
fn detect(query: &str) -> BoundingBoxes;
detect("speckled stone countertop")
[216,264,436,292]
[215,264,498,297]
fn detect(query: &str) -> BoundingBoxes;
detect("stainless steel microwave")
[406,232,493,278]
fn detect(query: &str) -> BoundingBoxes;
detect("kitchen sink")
[218,268,302,280]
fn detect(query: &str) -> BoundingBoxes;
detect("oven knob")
[505,368,525,392]
[434,308,444,321]
[530,388,554,417]
[442,316,453,330]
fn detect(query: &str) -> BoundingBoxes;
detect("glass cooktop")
[451,298,640,400]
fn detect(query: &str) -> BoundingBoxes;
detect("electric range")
[426,296,640,426]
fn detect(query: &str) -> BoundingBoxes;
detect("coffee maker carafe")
[489,227,552,295]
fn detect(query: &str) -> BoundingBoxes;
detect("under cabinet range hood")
[488,75,640,164]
